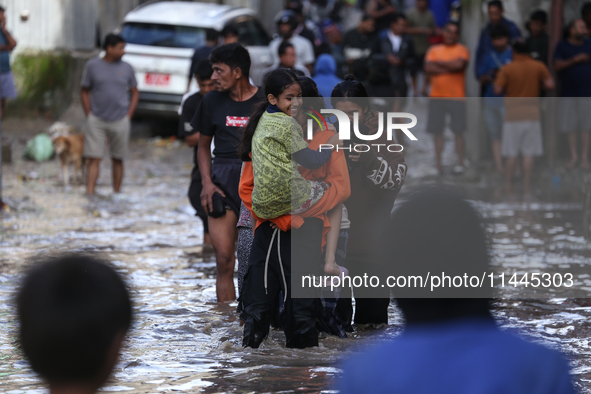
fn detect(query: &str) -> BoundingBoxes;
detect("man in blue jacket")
[475,0,521,79]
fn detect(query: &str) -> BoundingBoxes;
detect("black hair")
[278,40,295,57]
[512,38,529,54]
[222,25,239,38]
[276,9,299,31]
[530,9,548,24]
[103,33,125,50]
[367,55,392,86]
[286,0,304,16]
[16,253,132,384]
[487,0,503,11]
[205,28,219,42]
[209,42,251,79]
[389,12,407,25]
[445,21,461,32]
[0,6,5,12]
[239,68,300,161]
[361,13,373,22]
[386,186,492,324]
[315,42,333,58]
[331,75,369,112]
[582,2,591,17]
[489,24,510,39]
[298,75,325,113]
[194,59,213,81]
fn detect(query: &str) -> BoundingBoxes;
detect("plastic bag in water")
[23,134,54,162]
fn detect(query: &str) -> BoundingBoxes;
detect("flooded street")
[1,105,591,393]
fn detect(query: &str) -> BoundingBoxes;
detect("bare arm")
[424,61,447,75]
[543,77,555,92]
[437,58,468,72]
[81,88,91,116]
[493,83,503,96]
[185,132,200,147]
[387,54,402,66]
[406,26,431,35]
[554,53,589,72]
[0,27,16,51]
[365,0,395,18]
[197,134,225,213]
[127,87,139,118]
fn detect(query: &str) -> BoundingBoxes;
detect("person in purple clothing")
[337,186,576,394]
[554,18,591,170]
[475,0,521,80]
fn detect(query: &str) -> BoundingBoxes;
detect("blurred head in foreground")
[17,253,132,393]
[387,185,491,324]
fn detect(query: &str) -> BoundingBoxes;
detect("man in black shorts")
[179,60,216,246]
[191,43,264,303]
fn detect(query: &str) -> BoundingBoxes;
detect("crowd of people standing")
[74,0,591,350]
[173,0,591,349]
[5,1,586,392]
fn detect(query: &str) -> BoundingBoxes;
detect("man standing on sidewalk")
[0,6,17,120]
[81,34,139,197]
[191,43,263,303]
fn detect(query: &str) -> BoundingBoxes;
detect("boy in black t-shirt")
[191,43,264,303]
[179,60,216,246]
[526,10,549,64]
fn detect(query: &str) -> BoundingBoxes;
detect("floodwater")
[1,104,591,393]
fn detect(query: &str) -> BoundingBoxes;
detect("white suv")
[118,1,272,117]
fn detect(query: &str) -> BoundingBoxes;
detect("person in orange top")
[425,21,470,174]
[238,83,350,349]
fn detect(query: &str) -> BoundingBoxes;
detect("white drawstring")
[277,229,287,303]
[263,227,288,303]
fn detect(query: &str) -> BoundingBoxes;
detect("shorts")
[0,71,17,99]
[501,120,543,158]
[188,165,208,233]
[85,113,130,160]
[483,101,505,141]
[427,99,466,135]
[210,157,242,217]
[290,180,330,215]
[410,54,425,77]
[559,97,591,134]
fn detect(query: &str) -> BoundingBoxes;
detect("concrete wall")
[4,0,97,52]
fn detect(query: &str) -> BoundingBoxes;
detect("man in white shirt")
[269,10,315,74]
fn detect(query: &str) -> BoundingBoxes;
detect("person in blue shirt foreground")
[336,186,575,394]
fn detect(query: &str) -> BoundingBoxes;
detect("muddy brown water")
[1,110,591,393]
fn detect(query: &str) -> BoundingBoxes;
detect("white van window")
[121,23,206,48]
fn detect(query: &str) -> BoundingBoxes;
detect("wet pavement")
[1,104,591,393]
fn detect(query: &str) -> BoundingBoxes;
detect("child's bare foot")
[324,259,341,276]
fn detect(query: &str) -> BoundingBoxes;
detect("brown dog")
[53,134,85,185]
